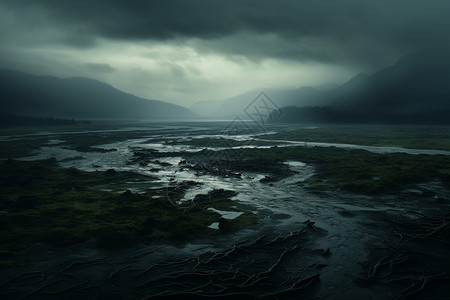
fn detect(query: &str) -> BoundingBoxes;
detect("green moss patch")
[0,138,47,159]
[262,125,450,151]
[0,159,256,268]
[205,146,450,194]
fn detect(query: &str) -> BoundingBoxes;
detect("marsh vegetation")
[0,122,449,299]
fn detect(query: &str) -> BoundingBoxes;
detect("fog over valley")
[1,1,450,299]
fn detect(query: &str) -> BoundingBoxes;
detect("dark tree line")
[270,106,450,125]
[0,111,77,127]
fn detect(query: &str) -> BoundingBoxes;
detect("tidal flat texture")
[0,122,449,299]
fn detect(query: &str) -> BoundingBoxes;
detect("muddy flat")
[1,122,449,299]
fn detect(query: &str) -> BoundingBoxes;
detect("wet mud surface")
[1,122,449,299]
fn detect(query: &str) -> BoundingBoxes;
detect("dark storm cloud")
[3,0,446,41]
[60,35,97,49]
[85,63,115,73]
[1,0,449,66]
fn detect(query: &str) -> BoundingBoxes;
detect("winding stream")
[4,123,450,299]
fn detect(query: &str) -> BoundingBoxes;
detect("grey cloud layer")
[1,0,449,104]
[85,63,115,73]
[2,0,449,65]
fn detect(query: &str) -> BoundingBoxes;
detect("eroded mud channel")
[1,123,450,299]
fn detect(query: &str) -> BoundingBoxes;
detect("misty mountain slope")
[191,87,326,117]
[271,46,450,124]
[0,70,196,120]
[330,46,450,114]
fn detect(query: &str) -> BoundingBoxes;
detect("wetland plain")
[1,122,449,299]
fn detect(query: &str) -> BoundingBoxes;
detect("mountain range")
[190,86,327,118]
[330,46,450,114]
[1,46,449,124]
[192,46,450,124]
[0,70,196,120]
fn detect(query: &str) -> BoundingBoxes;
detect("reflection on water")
[6,122,450,298]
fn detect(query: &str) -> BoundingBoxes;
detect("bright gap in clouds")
[2,39,357,107]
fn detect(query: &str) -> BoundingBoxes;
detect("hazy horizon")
[2,3,450,298]
[1,0,449,107]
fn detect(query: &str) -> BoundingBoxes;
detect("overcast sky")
[0,0,449,107]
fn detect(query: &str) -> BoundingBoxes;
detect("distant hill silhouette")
[331,46,450,114]
[0,70,196,120]
[270,106,450,125]
[272,46,450,125]
[190,86,327,118]
[4,45,449,124]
